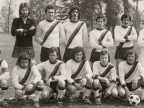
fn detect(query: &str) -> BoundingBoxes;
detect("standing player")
[66,47,93,104]
[35,4,65,62]
[12,52,43,108]
[138,20,144,68]
[114,14,137,72]
[92,50,118,104]
[11,2,36,59]
[37,47,67,106]
[89,15,113,66]
[118,50,144,101]
[0,51,10,106]
[63,6,88,63]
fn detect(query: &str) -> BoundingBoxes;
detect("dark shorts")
[12,46,35,58]
[114,46,133,60]
[90,49,101,62]
[50,81,58,93]
[63,48,74,63]
[40,47,61,62]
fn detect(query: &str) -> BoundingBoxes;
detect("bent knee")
[15,89,24,98]
[37,80,44,86]
[41,92,48,99]
[111,87,118,97]
[58,80,66,88]
[0,80,8,90]
[118,87,125,97]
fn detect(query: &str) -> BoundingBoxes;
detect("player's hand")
[132,79,138,89]
[79,78,87,87]
[17,28,24,32]
[75,83,82,90]
[104,78,110,87]
[46,78,52,86]
[29,26,35,30]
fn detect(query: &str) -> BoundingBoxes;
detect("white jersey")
[89,29,113,52]
[138,29,144,68]
[12,65,41,89]
[37,60,67,81]
[114,26,137,48]
[118,61,144,84]
[93,61,117,81]
[35,19,65,48]
[63,20,88,48]
[0,60,10,81]
[66,59,92,84]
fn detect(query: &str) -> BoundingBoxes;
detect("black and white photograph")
[0,0,144,108]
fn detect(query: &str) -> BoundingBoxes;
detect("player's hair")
[48,47,59,56]
[69,5,81,20]
[71,46,86,61]
[45,4,55,13]
[125,50,138,61]
[19,2,30,17]
[16,52,31,66]
[100,50,110,62]
[121,14,131,21]
[96,14,106,22]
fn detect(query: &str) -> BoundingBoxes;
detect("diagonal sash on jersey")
[19,66,31,85]
[125,61,138,80]
[41,20,60,45]
[65,21,84,49]
[48,62,63,78]
[0,60,3,65]
[98,30,108,44]
[118,26,133,48]
[71,59,86,79]
[100,64,114,77]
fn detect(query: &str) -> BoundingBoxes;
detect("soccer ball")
[128,94,141,106]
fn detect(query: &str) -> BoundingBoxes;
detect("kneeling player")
[66,46,93,104]
[92,50,118,104]
[0,52,10,106]
[37,47,67,106]
[12,52,43,108]
[118,50,144,100]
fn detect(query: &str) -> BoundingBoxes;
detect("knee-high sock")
[33,91,42,102]
[83,86,91,99]
[58,86,65,99]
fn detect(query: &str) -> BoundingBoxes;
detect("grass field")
[0,32,143,108]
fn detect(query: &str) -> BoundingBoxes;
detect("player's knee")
[0,80,9,90]
[58,79,65,89]
[86,77,93,85]
[118,86,125,97]
[67,84,77,94]
[41,92,48,99]
[15,89,24,98]
[93,79,100,90]
[111,87,118,97]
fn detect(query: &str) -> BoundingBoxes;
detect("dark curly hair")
[69,6,81,20]
[71,46,86,61]
[121,14,131,21]
[16,52,31,67]
[100,50,110,62]
[45,4,55,13]
[125,50,138,61]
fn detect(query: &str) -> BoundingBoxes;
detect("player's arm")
[114,26,126,42]
[82,23,88,47]
[138,30,144,47]
[23,19,36,37]
[66,61,75,84]
[35,24,43,45]
[11,18,19,36]
[31,65,42,84]
[127,27,137,41]
[89,31,103,49]
[59,23,66,46]
[102,31,114,47]
[12,67,24,89]
[137,62,144,80]
[53,63,67,81]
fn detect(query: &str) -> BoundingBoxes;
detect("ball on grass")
[128,94,140,106]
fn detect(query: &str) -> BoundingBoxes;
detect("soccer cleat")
[83,96,92,105]
[34,101,39,108]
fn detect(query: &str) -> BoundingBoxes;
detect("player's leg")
[118,85,126,98]
[93,79,101,104]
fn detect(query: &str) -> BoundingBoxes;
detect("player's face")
[100,54,109,66]
[21,7,29,18]
[127,53,135,64]
[21,59,29,69]
[71,9,79,22]
[122,18,130,27]
[96,18,105,29]
[74,52,83,62]
[46,9,55,21]
[49,51,58,63]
